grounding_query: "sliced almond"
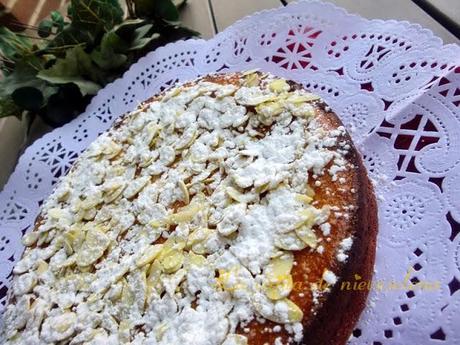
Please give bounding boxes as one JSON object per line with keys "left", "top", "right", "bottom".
{"left": 128, "top": 268, "right": 147, "bottom": 311}
{"left": 118, "top": 320, "right": 132, "bottom": 343}
{"left": 81, "top": 208, "right": 97, "bottom": 221}
{"left": 175, "top": 127, "right": 198, "bottom": 150}
{"left": 244, "top": 73, "right": 260, "bottom": 87}
{"left": 157, "top": 237, "right": 185, "bottom": 261}
{"left": 102, "top": 139, "right": 122, "bottom": 159}
{"left": 295, "top": 226, "right": 317, "bottom": 248}
{"left": 145, "top": 122, "right": 160, "bottom": 148}
{"left": 286, "top": 102, "right": 316, "bottom": 118}
{"left": 263, "top": 253, "right": 295, "bottom": 301}
{"left": 76, "top": 227, "right": 110, "bottom": 267}
{"left": 223, "top": 334, "right": 248, "bottom": 345}
{"left": 136, "top": 244, "right": 163, "bottom": 268}
{"left": 255, "top": 182, "right": 270, "bottom": 194}
{"left": 254, "top": 296, "right": 303, "bottom": 324}
{"left": 146, "top": 260, "right": 164, "bottom": 299}
{"left": 215, "top": 84, "right": 237, "bottom": 98}
{"left": 265, "top": 252, "right": 294, "bottom": 280}
{"left": 119, "top": 279, "right": 135, "bottom": 318}
{"left": 160, "top": 250, "right": 184, "bottom": 274}
{"left": 231, "top": 174, "right": 253, "bottom": 189}
{"left": 268, "top": 79, "right": 290, "bottom": 93}
{"left": 234, "top": 87, "right": 276, "bottom": 106}
{"left": 123, "top": 176, "right": 150, "bottom": 199}
{"left": 162, "top": 87, "right": 181, "bottom": 101}
{"left": 57, "top": 255, "right": 76, "bottom": 269}
{"left": 295, "top": 208, "right": 317, "bottom": 229}
{"left": 295, "top": 193, "right": 313, "bottom": 204}
{"left": 285, "top": 299, "right": 304, "bottom": 322}
{"left": 103, "top": 182, "right": 126, "bottom": 204}
{"left": 226, "top": 186, "right": 255, "bottom": 204}
{"left": 155, "top": 321, "right": 169, "bottom": 342}
{"left": 255, "top": 101, "right": 284, "bottom": 119}
{"left": 106, "top": 281, "right": 123, "bottom": 302}
{"left": 287, "top": 93, "right": 320, "bottom": 104}
{"left": 166, "top": 202, "right": 203, "bottom": 224}
{"left": 139, "top": 155, "right": 156, "bottom": 168}
{"left": 36, "top": 232, "right": 49, "bottom": 247}
{"left": 41, "top": 312, "right": 77, "bottom": 342}
{"left": 48, "top": 208, "right": 65, "bottom": 219}
{"left": 218, "top": 267, "right": 241, "bottom": 293}
{"left": 36, "top": 260, "right": 49, "bottom": 275}
{"left": 159, "top": 146, "right": 176, "bottom": 166}
{"left": 178, "top": 180, "right": 190, "bottom": 204}
{"left": 80, "top": 193, "right": 102, "bottom": 210}
{"left": 13, "top": 272, "right": 37, "bottom": 296}
{"left": 217, "top": 219, "right": 238, "bottom": 237}
{"left": 186, "top": 252, "right": 207, "bottom": 267}
{"left": 186, "top": 227, "right": 212, "bottom": 249}
{"left": 64, "top": 226, "right": 85, "bottom": 252}
{"left": 56, "top": 188, "right": 70, "bottom": 202}
{"left": 275, "top": 232, "right": 307, "bottom": 251}
{"left": 22, "top": 232, "right": 39, "bottom": 247}
{"left": 305, "top": 185, "right": 315, "bottom": 197}
{"left": 264, "top": 274, "right": 293, "bottom": 300}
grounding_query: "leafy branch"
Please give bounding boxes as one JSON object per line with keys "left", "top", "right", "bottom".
{"left": 0, "top": 0, "right": 199, "bottom": 127}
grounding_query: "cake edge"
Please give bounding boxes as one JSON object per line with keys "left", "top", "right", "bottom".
{"left": 3, "top": 72, "right": 378, "bottom": 345}
{"left": 301, "top": 106, "right": 378, "bottom": 345}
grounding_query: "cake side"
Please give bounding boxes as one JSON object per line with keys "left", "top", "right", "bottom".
{"left": 301, "top": 108, "right": 377, "bottom": 345}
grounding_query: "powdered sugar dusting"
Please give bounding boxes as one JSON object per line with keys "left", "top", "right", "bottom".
{"left": 1, "top": 72, "right": 352, "bottom": 345}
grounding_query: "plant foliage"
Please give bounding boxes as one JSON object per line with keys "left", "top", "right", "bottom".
{"left": 0, "top": 0, "right": 198, "bottom": 127}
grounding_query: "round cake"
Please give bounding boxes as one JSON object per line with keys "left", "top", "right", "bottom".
{"left": 1, "top": 71, "right": 377, "bottom": 345}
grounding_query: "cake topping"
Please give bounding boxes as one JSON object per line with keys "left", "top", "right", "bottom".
{"left": 2, "top": 72, "right": 352, "bottom": 345}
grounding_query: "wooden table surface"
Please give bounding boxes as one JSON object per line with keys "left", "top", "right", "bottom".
{"left": 183, "top": 0, "right": 459, "bottom": 43}
{"left": 0, "top": 0, "right": 459, "bottom": 188}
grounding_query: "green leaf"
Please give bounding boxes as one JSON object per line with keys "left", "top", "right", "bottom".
{"left": 51, "top": 10, "right": 64, "bottom": 24}
{"left": 0, "top": 56, "right": 58, "bottom": 118}
{"left": 12, "top": 87, "right": 44, "bottom": 111}
{"left": 129, "top": 33, "right": 160, "bottom": 51}
{"left": 39, "top": 83, "right": 86, "bottom": 127}
{"left": 172, "top": 0, "right": 187, "bottom": 9}
{"left": 134, "top": 23, "right": 153, "bottom": 39}
{"left": 48, "top": 0, "right": 124, "bottom": 51}
{"left": 134, "top": 0, "right": 179, "bottom": 21}
{"left": 91, "top": 49, "right": 127, "bottom": 69}
{"left": 113, "top": 18, "right": 147, "bottom": 35}
{"left": 0, "top": 0, "right": 201, "bottom": 125}
{"left": 0, "top": 57, "right": 45, "bottom": 95}
{"left": 129, "top": 36, "right": 159, "bottom": 50}
{"left": 132, "top": 0, "right": 153, "bottom": 18}
{"left": 47, "top": 26, "right": 94, "bottom": 52}
{"left": 68, "top": 0, "right": 124, "bottom": 32}
{"left": 0, "top": 27, "right": 33, "bottom": 62}
{"left": 100, "top": 30, "right": 127, "bottom": 53}
{"left": 38, "top": 20, "right": 53, "bottom": 38}
{"left": 160, "top": 24, "right": 200, "bottom": 41}
{"left": 38, "top": 46, "right": 102, "bottom": 95}
{"left": 50, "top": 10, "right": 66, "bottom": 32}
{"left": 154, "top": 0, "right": 180, "bottom": 21}
{"left": 112, "top": 22, "right": 160, "bottom": 51}
{"left": 91, "top": 31, "right": 127, "bottom": 69}
{"left": 113, "top": 18, "right": 150, "bottom": 44}
{"left": 0, "top": 97, "right": 23, "bottom": 120}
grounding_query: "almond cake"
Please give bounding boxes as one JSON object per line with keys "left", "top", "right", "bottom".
{"left": 1, "top": 71, "right": 377, "bottom": 345}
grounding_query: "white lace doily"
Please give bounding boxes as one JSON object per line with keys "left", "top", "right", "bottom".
{"left": 1, "top": 0, "right": 459, "bottom": 343}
